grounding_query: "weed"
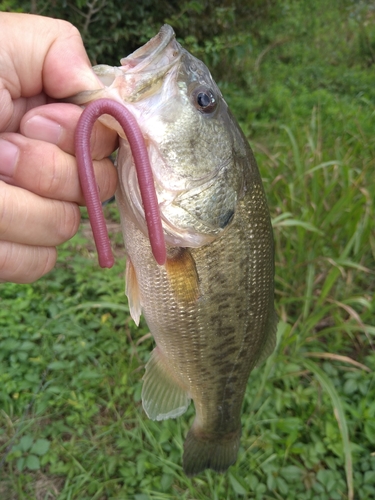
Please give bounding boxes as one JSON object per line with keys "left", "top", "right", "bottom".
{"left": 1, "top": 0, "right": 375, "bottom": 498}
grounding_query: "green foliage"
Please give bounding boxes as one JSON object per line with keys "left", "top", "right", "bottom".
{"left": 1, "top": 0, "right": 375, "bottom": 499}
{"left": 0, "top": 0, "right": 23, "bottom": 11}
{"left": 5, "top": 0, "right": 279, "bottom": 68}
{"left": 8, "top": 436, "right": 51, "bottom": 472}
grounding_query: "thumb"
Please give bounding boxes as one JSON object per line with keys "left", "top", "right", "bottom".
{"left": 0, "top": 13, "right": 101, "bottom": 100}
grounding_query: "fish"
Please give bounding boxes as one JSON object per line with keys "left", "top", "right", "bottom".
{"left": 73, "top": 25, "right": 278, "bottom": 476}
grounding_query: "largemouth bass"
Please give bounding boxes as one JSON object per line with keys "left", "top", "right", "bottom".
{"left": 74, "top": 25, "right": 277, "bottom": 476}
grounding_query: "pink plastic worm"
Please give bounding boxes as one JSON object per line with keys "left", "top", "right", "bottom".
{"left": 75, "top": 98, "right": 166, "bottom": 268}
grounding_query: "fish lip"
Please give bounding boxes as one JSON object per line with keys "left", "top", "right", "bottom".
{"left": 116, "top": 25, "right": 183, "bottom": 104}
{"left": 120, "top": 25, "right": 179, "bottom": 73}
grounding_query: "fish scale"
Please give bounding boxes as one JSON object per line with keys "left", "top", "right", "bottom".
{"left": 72, "top": 24, "right": 277, "bottom": 476}
{"left": 117, "top": 152, "right": 276, "bottom": 475}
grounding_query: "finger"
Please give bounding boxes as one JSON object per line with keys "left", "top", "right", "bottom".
{"left": 0, "top": 241, "right": 56, "bottom": 284}
{"left": 0, "top": 14, "right": 101, "bottom": 99}
{"left": 0, "top": 91, "right": 47, "bottom": 132}
{"left": 0, "top": 134, "right": 117, "bottom": 204}
{"left": 20, "top": 102, "right": 118, "bottom": 158}
{"left": 0, "top": 181, "right": 81, "bottom": 246}
{"left": 0, "top": 14, "right": 102, "bottom": 132}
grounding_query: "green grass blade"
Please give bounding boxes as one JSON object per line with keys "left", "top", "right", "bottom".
{"left": 273, "top": 218, "right": 323, "bottom": 234}
{"left": 303, "top": 358, "right": 354, "bottom": 500}
{"left": 280, "top": 125, "right": 303, "bottom": 176}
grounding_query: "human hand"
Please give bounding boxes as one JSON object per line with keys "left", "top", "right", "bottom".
{"left": 0, "top": 13, "right": 118, "bottom": 283}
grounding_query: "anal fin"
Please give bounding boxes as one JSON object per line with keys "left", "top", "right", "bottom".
{"left": 142, "top": 348, "right": 190, "bottom": 421}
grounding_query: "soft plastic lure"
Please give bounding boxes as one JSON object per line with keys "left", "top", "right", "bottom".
{"left": 74, "top": 98, "right": 166, "bottom": 267}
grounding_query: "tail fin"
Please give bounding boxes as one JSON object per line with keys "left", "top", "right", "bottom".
{"left": 183, "top": 425, "right": 241, "bottom": 477}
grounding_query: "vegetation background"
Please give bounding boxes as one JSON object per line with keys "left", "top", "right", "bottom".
{"left": 1, "top": 0, "right": 374, "bottom": 499}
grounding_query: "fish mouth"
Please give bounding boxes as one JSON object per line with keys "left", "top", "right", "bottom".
{"left": 120, "top": 25, "right": 178, "bottom": 72}
{"left": 120, "top": 24, "right": 182, "bottom": 86}
{"left": 118, "top": 25, "right": 182, "bottom": 103}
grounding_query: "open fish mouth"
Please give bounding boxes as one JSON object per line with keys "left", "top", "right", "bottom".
{"left": 85, "top": 25, "right": 182, "bottom": 104}
{"left": 120, "top": 25, "right": 179, "bottom": 72}
{"left": 114, "top": 25, "right": 183, "bottom": 103}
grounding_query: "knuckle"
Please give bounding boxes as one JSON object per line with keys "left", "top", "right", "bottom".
{"left": 0, "top": 242, "right": 56, "bottom": 284}
{"left": 0, "top": 181, "right": 14, "bottom": 237}
{"left": 36, "top": 149, "right": 66, "bottom": 197}
{"left": 56, "top": 201, "right": 81, "bottom": 242}
{"left": 94, "top": 158, "right": 117, "bottom": 202}
{"left": 91, "top": 123, "right": 118, "bottom": 159}
{"left": 54, "top": 19, "right": 81, "bottom": 39}
{"left": 38, "top": 247, "right": 57, "bottom": 280}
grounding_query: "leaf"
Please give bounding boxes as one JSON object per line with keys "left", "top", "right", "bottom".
{"left": 160, "top": 473, "right": 173, "bottom": 490}
{"left": 364, "top": 421, "right": 375, "bottom": 445}
{"left": 229, "top": 471, "right": 248, "bottom": 495}
{"left": 0, "top": 339, "right": 20, "bottom": 351}
{"left": 317, "top": 469, "right": 336, "bottom": 492}
{"left": 18, "top": 341, "right": 36, "bottom": 351}
{"left": 276, "top": 476, "right": 289, "bottom": 495}
{"left": 16, "top": 457, "right": 25, "bottom": 472}
{"left": 280, "top": 465, "right": 303, "bottom": 481}
{"left": 343, "top": 378, "right": 358, "bottom": 395}
{"left": 364, "top": 470, "right": 375, "bottom": 483}
{"left": 26, "top": 454, "right": 40, "bottom": 470}
{"left": 48, "top": 361, "right": 71, "bottom": 370}
{"left": 19, "top": 435, "right": 33, "bottom": 452}
{"left": 30, "top": 438, "right": 50, "bottom": 456}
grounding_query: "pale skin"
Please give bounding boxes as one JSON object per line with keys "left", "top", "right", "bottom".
{"left": 0, "top": 13, "right": 118, "bottom": 283}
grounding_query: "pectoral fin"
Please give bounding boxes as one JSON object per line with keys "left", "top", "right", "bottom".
{"left": 165, "top": 248, "right": 200, "bottom": 304}
{"left": 125, "top": 258, "right": 142, "bottom": 326}
{"left": 142, "top": 347, "right": 190, "bottom": 421}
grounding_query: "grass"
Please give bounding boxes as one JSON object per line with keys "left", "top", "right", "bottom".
{"left": 1, "top": 0, "right": 375, "bottom": 498}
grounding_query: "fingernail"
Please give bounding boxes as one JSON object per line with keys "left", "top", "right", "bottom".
{"left": 0, "top": 139, "right": 19, "bottom": 177}
{"left": 23, "top": 116, "right": 62, "bottom": 144}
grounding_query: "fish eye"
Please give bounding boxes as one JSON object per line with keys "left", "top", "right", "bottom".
{"left": 192, "top": 86, "right": 217, "bottom": 113}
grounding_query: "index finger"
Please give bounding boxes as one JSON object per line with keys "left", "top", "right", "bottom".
{"left": 21, "top": 103, "right": 118, "bottom": 159}
{"left": 0, "top": 13, "right": 100, "bottom": 99}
